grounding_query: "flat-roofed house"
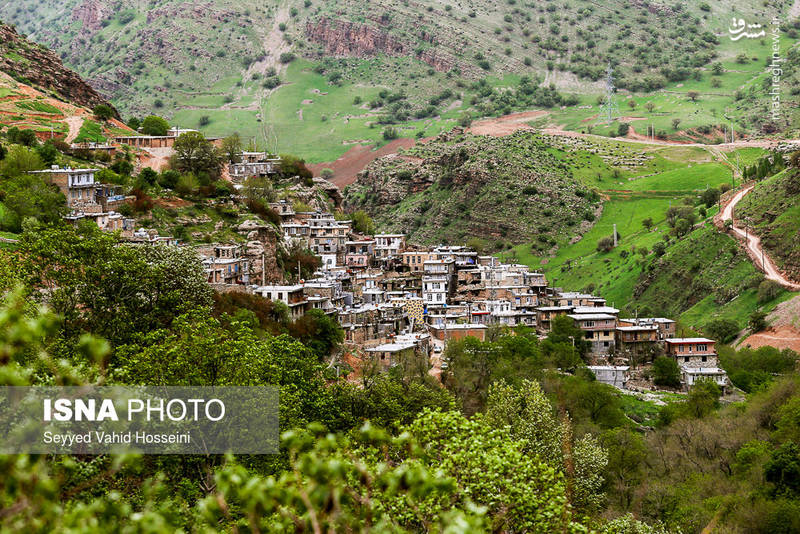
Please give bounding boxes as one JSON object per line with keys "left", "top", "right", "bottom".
{"left": 588, "top": 366, "right": 630, "bottom": 389}
{"left": 665, "top": 338, "right": 718, "bottom": 368}
{"left": 568, "top": 313, "right": 617, "bottom": 353}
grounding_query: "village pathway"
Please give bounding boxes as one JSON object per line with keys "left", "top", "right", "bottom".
{"left": 64, "top": 116, "right": 84, "bottom": 144}
{"left": 720, "top": 185, "right": 800, "bottom": 290}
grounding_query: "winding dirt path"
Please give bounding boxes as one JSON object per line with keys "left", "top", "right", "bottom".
{"left": 720, "top": 186, "right": 800, "bottom": 290}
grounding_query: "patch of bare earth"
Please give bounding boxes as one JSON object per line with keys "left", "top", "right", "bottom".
{"left": 741, "top": 294, "right": 800, "bottom": 351}
{"left": 468, "top": 110, "right": 549, "bottom": 136}
{"left": 309, "top": 138, "right": 417, "bottom": 188}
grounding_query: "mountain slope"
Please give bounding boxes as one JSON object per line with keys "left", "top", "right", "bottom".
{"left": 343, "top": 129, "right": 601, "bottom": 246}
{"left": 0, "top": 22, "right": 118, "bottom": 117}
{"left": 2, "top": 0, "right": 794, "bottom": 153}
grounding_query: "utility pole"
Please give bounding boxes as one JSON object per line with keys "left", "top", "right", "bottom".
{"left": 613, "top": 223, "right": 618, "bottom": 247}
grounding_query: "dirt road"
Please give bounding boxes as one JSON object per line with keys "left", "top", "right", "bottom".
{"left": 720, "top": 186, "right": 800, "bottom": 290}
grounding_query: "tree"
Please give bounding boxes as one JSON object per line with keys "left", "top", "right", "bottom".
{"left": 0, "top": 145, "right": 44, "bottom": 177}
{"left": 34, "top": 141, "right": 58, "bottom": 165}
{"left": 600, "top": 428, "right": 648, "bottom": 509}
{"left": 652, "top": 356, "right": 681, "bottom": 388}
{"left": 126, "top": 117, "right": 141, "bottom": 130}
{"left": 383, "top": 126, "right": 398, "bottom": 140}
{"left": 765, "top": 442, "right": 800, "bottom": 497}
{"left": 158, "top": 169, "right": 180, "bottom": 189}
{"left": 288, "top": 309, "right": 344, "bottom": 359}
{"left": 18, "top": 223, "right": 212, "bottom": 346}
{"left": 170, "top": 131, "right": 222, "bottom": 178}
{"left": 140, "top": 115, "right": 169, "bottom": 136}
{"left": 652, "top": 241, "right": 666, "bottom": 256}
{"left": 618, "top": 123, "right": 630, "bottom": 137}
{"left": 704, "top": 318, "right": 739, "bottom": 344}
{"left": 645, "top": 101, "right": 655, "bottom": 112}
{"left": 242, "top": 175, "right": 276, "bottom": 204}
{"left": 486, "top": 380, "right": 608, "bottom": 512}
{"left": 0, "top": 143, "right": 5, "bottom": 161}
{"left": 642, "top": 217, "right": 653, "bottom": 231}
{"left": 546, "top": 314, "right": 590, "bottom": 361}
{"left": 700, "top": 187, "right": 720, "bottom": 208}
{"left": 349, "top": 210, "right": 375, "bottom": 235}
{"left": 749, "top": 310, "right": 768, "bottom": 333}
{"left": 320, "top": 167, "right": 334, "bottom": 180}
{"left": 627, "top": 99, "right": 636, "bottom": 109}
{"left": 712, "top": 62, "right": 724, "bottom": 75}
{"left": 757, "top": 280, "right": 783, "bottom": 303}
{"left": 136, "top": 167, "right": 158, "bottom": 187}
{"left": 672, "top": 118, "right": 681, "bottom": 130}
{"left": 93, "top": 104, "right": 115, "bottom": 121}
{"left": 221, "top": 133, "right": 242, "bottom": 163}
{"left": 0, "top": 174, "right": 67, "bottom": 232}
{"left": 684, "top": 378, "right": 721, "bottom": 418}
{"left": 672, "top": 218, "right": 691, "bottom": 237}
{"left": 687, "top": 91, "right": 699, "bottom": 102}
{"left": 5, "top": 126, "right": 38, "bottom": 147}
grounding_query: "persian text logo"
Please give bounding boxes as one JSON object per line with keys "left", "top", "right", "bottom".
{"left": 728, "top": 17, "right": 766, "bottom": 40}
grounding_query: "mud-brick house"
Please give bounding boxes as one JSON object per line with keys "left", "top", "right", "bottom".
{"left": 365, "top": 341, "right": 416, "bottom": 369}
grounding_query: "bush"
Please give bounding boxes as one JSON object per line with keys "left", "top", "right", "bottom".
{"left": 198, "top": 115, "right": 210, "bottom": 127}
{"left": 749, "top": 311, "right": 768, "bottom": 333}
{"left": 93, "top": 104, "right": 115, "bottom": 121}
{"left": 704, "top": 318, "right": 740, "bottom": 344}
{"left": 382, "top": 127, "right": 398, "bottom": 140}
{"left": 279, "top": 52, "right": 295, "bottom": 64}
{"left": 652, "top": 356, "right": 681, "bottom": 388}
{"left": 757, "top": 280, "right": 783, "bottom": 303}
{"left": 596, "top": 236, "right": 614, "bottom": 253}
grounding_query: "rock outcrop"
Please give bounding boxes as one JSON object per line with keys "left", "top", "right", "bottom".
{"left": 0, "top": 22, "right": 119, "bottom": 117}
{"left": 305, "top": 17, "right": 457, "bottom": 72}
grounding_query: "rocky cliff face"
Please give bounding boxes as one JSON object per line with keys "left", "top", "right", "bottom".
{"left": 305, "top": 17, "right": 457, "bottom": 72}
{"left": 0, "top": 22, "right": 119, "bottom": 117}
{"left": 69, "top": 0, "right": 111, "bottom": 33}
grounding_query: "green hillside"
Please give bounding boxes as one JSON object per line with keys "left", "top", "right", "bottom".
{"left": 497, "top": 138, "right": 799, "bottom": 330}
{"left": 2, "top": 0, "right": 798, "bottom": 161}
{"left": 343, "top": 130, "right": 601, "bottom": 245}
{"left": 736, "top": 165, "right": 800, "bottom": 280}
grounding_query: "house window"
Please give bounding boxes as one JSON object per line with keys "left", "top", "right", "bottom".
{"left": 697, "top": 344, "right": 707, "bottom": 352}
{"left": 684, "top": 356, "right": 690, "bottom": 362}
{"left": 603, "top": 341, "right": 609, "bottom": 347}
{"left": 701, "top": 356, "right": 707, "bottom": 362}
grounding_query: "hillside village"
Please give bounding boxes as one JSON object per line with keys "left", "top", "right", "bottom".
{"left": 27, "top": 148, "right": 734, "bottom": 395}
{"left": 3, "top": 4, "right": 800, "bottom": 532}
